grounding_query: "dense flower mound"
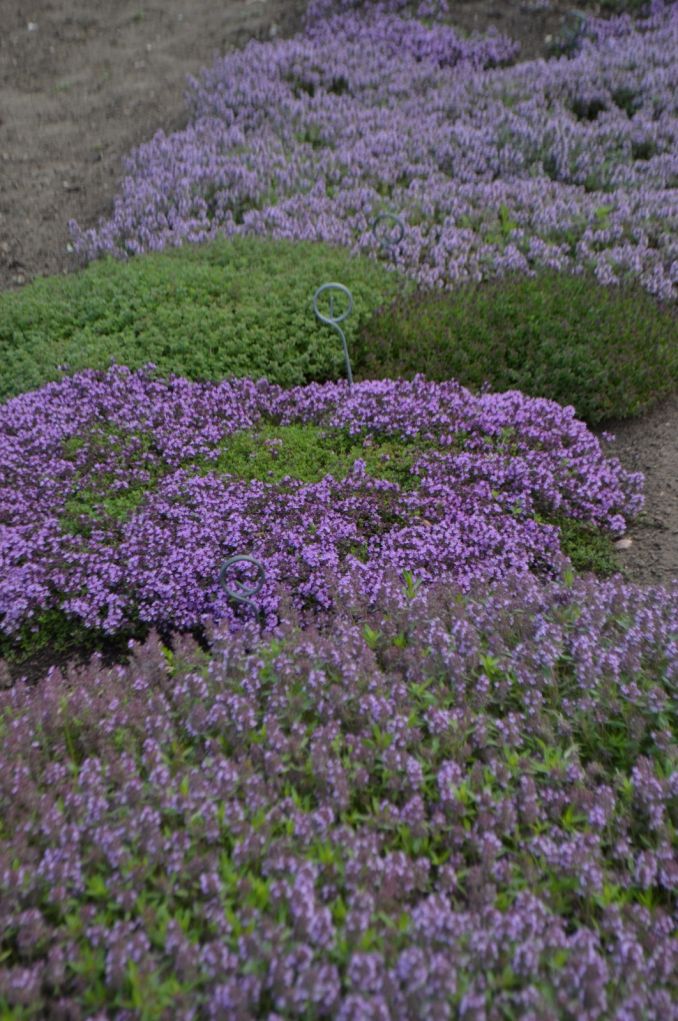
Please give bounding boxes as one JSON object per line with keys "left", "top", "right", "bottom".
{"left": 0, "top": 236, "right": 407, "bottom": 403}
{"left": 0, "top": 573, "right": 676, "bottom": 1018}
{"left": 354, "top": 268, "right": 678, "bottom": 426}
{"left": 70, "top": 1, "right": 678, "bottom": 299}
{"left": 0, "top": 367, "right": 643, "bottom": 649}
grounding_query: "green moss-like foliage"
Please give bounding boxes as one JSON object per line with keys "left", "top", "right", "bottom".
{"left": 210, "top": 423, "right": 428, "bottom": 488}
{"left": 0, "top": 237, "right": 407, "bottom": 401}
{"left": 354, "top": 270, "right": 678, "bottom": 425}
{"left": 538, "top": 515, "right": 620, "bottom": 577}
{"left": 4, "top": 608, "right": 137, "bottom": 672}
{"left": 59, "top": 422, "right": 435, "bottom": 540}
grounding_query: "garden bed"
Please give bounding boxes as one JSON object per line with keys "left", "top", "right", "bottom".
{"left": 0, "top": 1, "right": 676, "bottom": 1017}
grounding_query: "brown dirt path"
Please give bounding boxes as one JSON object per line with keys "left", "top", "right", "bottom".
{"left": 598, "top": 393, "right": 677, "bottom": 588}
{"left": 0, "top": 0, "right": 307, "bottom": 291}
{"left": 0, "top": 0, "right": 676, "bottom": 588}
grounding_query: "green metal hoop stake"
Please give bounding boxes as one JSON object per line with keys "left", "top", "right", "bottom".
{"left": 218, "top": 554, "right": 266, "bottom": 622}
{"left": 552, "top": 9, "right": 588, "bottom": 54}
{"left": 371, "top": 212, "right": 405, "bottom": 261}
{"left": 313, "top": 282, "right": 354, "bottom": 387}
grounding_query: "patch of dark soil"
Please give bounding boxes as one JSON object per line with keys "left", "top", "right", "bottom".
{"left": 595, "top": 393, "right": 678, "bottom": 588}
{"left": 1, "top": 622, "right": 216, "bottom": 688}
{"left": 1, "top": 634, "right": 132, "bottom": 689}
{"left": 445, "top": 0, "right": 597, "bottom": 60}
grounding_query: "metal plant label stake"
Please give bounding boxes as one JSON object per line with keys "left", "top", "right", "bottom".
{"left": 371, "top": 212, "right": 405, "bottom": 261}
{"left": 218, "top": 554, "right": 266, "bottom": 621}
{"left": 313, "top": 282, "right": 354, "bottom": 386}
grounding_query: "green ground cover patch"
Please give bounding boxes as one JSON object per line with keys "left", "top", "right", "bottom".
{"left": 209, "top": 423, "right": 428, "bottom": 488}
{"left": 60, "top": 423, "right": 164, "bottom": 535}
{"left": 354, "top": 269, "right": 678, "bottom": 425}
{"left": 0, "top": 236, "right": 407, "bottom": 401}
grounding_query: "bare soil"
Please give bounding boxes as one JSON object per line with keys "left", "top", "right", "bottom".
{"left": 0, "top": 0, "right": 676, "bottom": 590}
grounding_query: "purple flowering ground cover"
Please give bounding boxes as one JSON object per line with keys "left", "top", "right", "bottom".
{"left": 0, "top": 366, "right": 643, "bottom": 655}
{"left": 70, "top": 0, "right": 678, "bottom": 300}
{"left": 0, "top": 572, "right": 676, "bottom": 1018}
{"left": 2, "top": 1, "right": 677, "bottom": 1016}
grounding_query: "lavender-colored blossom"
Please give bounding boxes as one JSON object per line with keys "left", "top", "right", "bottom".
{"left": 0, "top": 367, "right": 642, "bottom": 642}
{"left": 0, "top": 573, "right": 675, "bottom": 1016}
{"left": 70, "top": 1, "right": 678, "bottom": 300}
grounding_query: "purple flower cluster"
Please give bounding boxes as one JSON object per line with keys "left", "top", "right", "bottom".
{"left": 70, "top": 1, "right": 678, "bottom": 299}
{"left": 0, "top": 572, "right": 675, "bottom": 1017}
{"left": 0, "top": 367, "right": 642, "bottom": 640}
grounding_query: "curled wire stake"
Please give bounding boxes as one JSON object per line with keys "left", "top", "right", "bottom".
{"left": 218, "top": 555, "right": 266, "bottom": 620}
{"left": 313, "top": 282, "right": 354, "bottom": 387}
{"left": 371, "top": 212, "right": 405, "bottom": 260}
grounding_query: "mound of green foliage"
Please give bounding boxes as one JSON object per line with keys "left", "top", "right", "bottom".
{"left": 0, "top": 236, "right": 407, "bottom": 401}
{"left": 354, "top": 270, "right": 678, "bottom": 425}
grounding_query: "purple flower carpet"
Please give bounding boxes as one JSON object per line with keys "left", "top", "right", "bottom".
{"left": 1, "top": 0, "right": 676, "bottom": 1017}
{"left": 70, "top": 0, "right": 678, "bottom": 301}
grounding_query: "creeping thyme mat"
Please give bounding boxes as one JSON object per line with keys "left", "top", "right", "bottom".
{"left": 1, "top": 0, "right": 677, "bottom": 1015}
{"left": 0, "top": 574, "right": 676, "bottom": 1018}
{"left": 70, "top": 0, "right": 678, "bottom": 300}
{"left": 0, "top": 367, "right": 643, "bottom": 658}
